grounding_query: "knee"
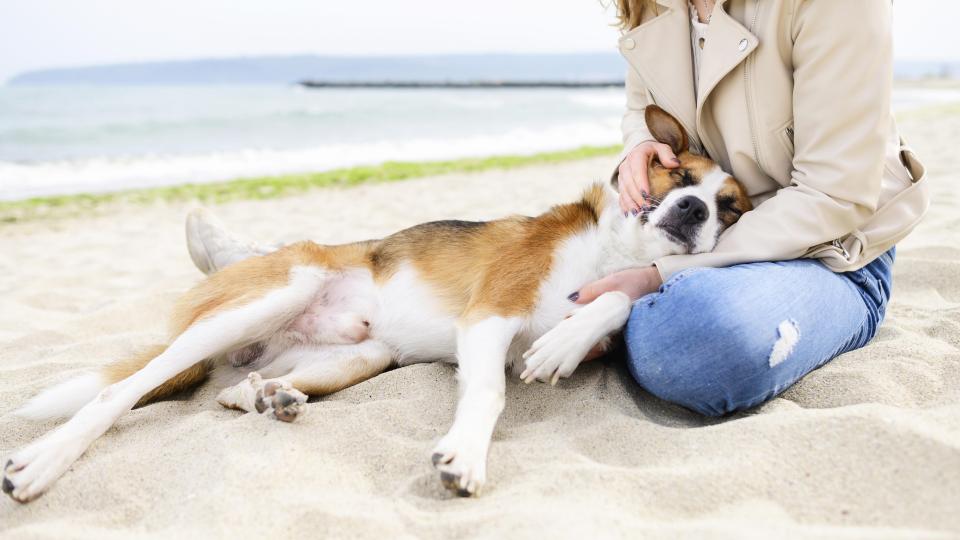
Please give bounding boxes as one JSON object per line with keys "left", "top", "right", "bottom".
{"left": 624, "top": 272, "right": 780, "bottom": 416}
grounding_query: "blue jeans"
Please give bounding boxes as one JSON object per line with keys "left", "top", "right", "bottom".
{"left": 624, "top": 248, "right": 895, "bottom": 417}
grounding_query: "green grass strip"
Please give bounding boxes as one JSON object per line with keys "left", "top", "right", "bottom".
{"left": 0, "top": 144, "right": 619, "bottom": 223}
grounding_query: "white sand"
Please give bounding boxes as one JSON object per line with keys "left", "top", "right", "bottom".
{"left": 1, "top": 114, "right": 959, "bottom": 539}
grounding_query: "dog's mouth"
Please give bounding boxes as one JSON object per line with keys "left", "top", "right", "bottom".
{"left": 657, "top": 224, "right": 695, "bottom": 253}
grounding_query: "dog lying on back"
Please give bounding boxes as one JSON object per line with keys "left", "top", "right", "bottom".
{"left": 4, "top": 106, "right": 752, "bottom": 501}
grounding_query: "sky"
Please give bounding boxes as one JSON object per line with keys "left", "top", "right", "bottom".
{"left": 0, "top": 0, "right": 955, "bottom": 83}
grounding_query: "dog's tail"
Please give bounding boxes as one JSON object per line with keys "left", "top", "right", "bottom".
{"left": 14, "top": 344, "right": 212, "bottom": 420}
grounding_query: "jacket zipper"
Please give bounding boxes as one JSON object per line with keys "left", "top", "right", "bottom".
{"left": 833, "top": 238, "right": 851, "bottom": 260}
{"left": 743, "top": 1, "right": 763, "bottom": 171}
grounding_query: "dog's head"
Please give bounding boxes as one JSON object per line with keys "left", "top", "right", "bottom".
{"left": 634, "top": 105, "right": 752, "bottom": 255}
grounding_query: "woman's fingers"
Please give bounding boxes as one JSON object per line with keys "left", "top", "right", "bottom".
{"left": 653, "top": 143, "right": 681, "bottom": 169}
{"left": 618, "top": 161, "right": 640, "bottom": 214}
{"left": 570, "top": 267, "right": 663, "bottom": 305}
{"left": 617, "top": 162, "right": 632, "bottom": 214}
{"left": 626, "top": 152, "right": 652, "bottom": 208}
{"left": 572, "top": 274, "right": 619, "bottom": 304}
{"left": 618, "top": 141, "right": 681, "bottom": 214}
{"left": 619, "top": 163, "right": 645, "bottom": 215}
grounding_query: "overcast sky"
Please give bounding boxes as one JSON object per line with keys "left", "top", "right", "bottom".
{"left": 0, "top": 0, "right": 954, "bottom": 83}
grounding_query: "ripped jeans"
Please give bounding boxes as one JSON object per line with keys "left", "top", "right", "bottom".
{"left": 623, "top": 248, "right": 895, "bottom": 417}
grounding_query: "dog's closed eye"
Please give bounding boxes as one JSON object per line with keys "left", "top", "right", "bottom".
{"left": 669, "top": 169, "right": 695, "bottom": 187}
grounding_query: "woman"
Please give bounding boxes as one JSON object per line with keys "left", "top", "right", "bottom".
{"left": 187, "top": 0, "right": 928, "bottom": 417}
{"left": 574, "top": 0, "right": 928, "bottom": 415}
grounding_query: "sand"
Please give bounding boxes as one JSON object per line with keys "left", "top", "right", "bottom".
{"left": 1, "top": 112, "right": 959, "bottom": 539}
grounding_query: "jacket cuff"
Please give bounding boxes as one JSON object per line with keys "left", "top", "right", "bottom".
{"left": 651, "top": 257, "right": 674, "bottom": 283}
{"left": 653, "top": 253, "right": 714, "bottom": 282}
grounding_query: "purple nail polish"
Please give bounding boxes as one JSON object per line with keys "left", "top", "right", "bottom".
{"left": 567, "top": 292, "right": 580, "bottom": 302}
{"left": 631, "top": 208, "right": 639, "bottom": 216}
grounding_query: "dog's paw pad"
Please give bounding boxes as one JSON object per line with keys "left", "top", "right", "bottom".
{"left": 254, "top": 382, "right": 307, "bottom": 422}
{"left": 440, "top": 471, "right": 472, "bottom": 497}
{"left": 430, "top": 442, "right": 484, "bottom": 497}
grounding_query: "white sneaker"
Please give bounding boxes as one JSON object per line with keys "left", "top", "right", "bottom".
{"left": 185, "top": 208, "right": 272, "bottom": 275}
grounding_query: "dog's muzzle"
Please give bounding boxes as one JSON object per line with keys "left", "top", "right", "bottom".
{"left": 657, "top": 195, "right": 709, "bottom": 251}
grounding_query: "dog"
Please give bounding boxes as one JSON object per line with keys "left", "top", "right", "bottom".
{"left": 3, "top": 106, "right": 752, "bottom": 501}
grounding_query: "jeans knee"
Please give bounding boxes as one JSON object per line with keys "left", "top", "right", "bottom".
{"left": 625, "top": 276, "right": 779, "bottom": 417}
{"left": 626, "top": 341, "right": 747, "bottom": 417}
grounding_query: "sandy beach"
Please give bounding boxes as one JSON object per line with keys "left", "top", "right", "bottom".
{"left": 1, "top": 109, "right": 959, "bottom": 539}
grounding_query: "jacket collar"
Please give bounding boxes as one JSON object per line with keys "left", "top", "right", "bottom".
{"left": 696, "top": 1, "right": 759, "bottom": 116}
{"left": 619, "top": 0, "right": 758, "bottom": 154}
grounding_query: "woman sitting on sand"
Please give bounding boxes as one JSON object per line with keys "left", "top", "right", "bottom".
{"left": 186, "top": 0, "right": 928, "bottom": 416}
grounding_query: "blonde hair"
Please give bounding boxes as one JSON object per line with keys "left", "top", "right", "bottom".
{"left": 610, "top": 0, "right": 659, "bottom": 30}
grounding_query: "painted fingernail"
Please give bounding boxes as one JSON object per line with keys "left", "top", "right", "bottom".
{"left": 641, "top": 190, "right": 648, "bottom": 199}
{"left": 672, "top": 158, "right": 681, "bottom": 164}
{"left": 623, "top": 211, "right": 629, "bottom": 218}
{"left": 631, "top": 208, "right": 639, "bottom": 217}
{"left": 567, "top": 292, "right": 580, "bottom": 302}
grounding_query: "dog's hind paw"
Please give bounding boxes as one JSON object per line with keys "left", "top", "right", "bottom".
{"left": 3, "top": 427, "right": 89, "bottom": 503}
{"left": 254, "top": 380, "right": 307, "bottom": 422}
{"left": 217, "top": 372, "right": 307, "bottom": 422}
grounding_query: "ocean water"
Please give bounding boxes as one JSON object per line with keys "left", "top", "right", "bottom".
{"left": 0, "top": 85, "right": 625, "bottom": 200}
{"left": 1, "top": 85, "right": 958, "bottom": 201}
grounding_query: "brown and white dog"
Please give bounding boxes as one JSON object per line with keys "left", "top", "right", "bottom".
{"left": 3, "top": 106, "right": 751, "bottom": 501}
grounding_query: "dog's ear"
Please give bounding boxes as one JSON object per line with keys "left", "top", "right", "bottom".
{"left": 645, "top": 105, "right": 689, "bottom": 156}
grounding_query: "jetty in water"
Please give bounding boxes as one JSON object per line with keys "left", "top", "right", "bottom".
{"left": 297, "top": 80, "right": 626, "bottom": 89}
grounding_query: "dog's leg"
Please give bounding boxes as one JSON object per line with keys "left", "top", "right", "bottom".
{"left": 2, "top": 267, "right": 326, "bottom": 503}
{"left": 216, "top": 340, "right": 393, "bottom": 422}
{"left": 521, "top": 291, "right": 632, "bottom": 384}
{"left": 431, "top": 316, "right": 522, "bottom": 497}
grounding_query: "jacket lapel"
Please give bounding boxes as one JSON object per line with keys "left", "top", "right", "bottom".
{"left": 619, "top": 0, "right": 760, "bottom": 157}
{"left": 695, "top": 0, "right": 759, "bottom": 126}
{"left": 619, "top": 0, "right": 700, "bottom": 150}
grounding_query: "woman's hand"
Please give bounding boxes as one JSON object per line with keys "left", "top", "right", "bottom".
{"left": 618, "top": 140, "right": 681, "bottom": 215}
{"left": 570, "top": 266, "right": 663, "bottom": 305}
{"left": 563, "top": 266, "right": 664, "bottom": 363}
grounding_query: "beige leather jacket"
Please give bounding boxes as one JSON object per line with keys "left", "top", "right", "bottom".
{"left": 613, "top": 0, "right": 929, "bottom": 279}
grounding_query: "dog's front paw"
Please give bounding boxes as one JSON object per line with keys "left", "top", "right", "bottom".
{"left": 430, "top": 436, "right": 487, "bottom": 497}
{"left": 520, "top": 319, "right": 595, "bottom": 385}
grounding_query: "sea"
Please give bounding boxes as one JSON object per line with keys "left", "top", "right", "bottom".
{"left": 1, "top": 84, "right": 958, "bottom": 201}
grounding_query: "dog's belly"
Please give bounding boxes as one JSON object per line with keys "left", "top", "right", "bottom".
{"left": 370, "top": 264, "right": 459, "bottom": 365}
{"left": 272, "top": 226, "right": 608, "bottom": 369}
{"left": 370, "top": 230, "right": 607, "bottom": 368}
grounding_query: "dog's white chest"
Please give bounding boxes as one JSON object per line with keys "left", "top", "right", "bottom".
{"left": 521, "top": 228, "right": 606, "bottom": 345}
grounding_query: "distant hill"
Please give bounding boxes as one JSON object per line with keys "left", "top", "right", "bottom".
{"left": 6, "top": 53, "right": 628, "bottom": 86}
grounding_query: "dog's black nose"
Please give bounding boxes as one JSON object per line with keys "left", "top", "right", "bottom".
{"left": 676, "top": 196, "right": 708, "bottom": 225}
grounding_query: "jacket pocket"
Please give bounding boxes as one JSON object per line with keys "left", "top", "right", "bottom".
{"left": 765, "top": 118, "right": 795, "bottom": 183}
{"left": 779, "top": 123, "right": 795, "bottom": 155}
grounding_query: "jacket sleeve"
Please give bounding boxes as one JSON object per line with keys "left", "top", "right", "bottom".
{"left": 653, "top": 0, "right": 892, "bottom": 280}
{"left": 610, "top": 64, "right": 657, "bottom": 186}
